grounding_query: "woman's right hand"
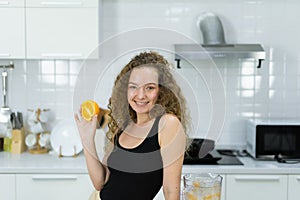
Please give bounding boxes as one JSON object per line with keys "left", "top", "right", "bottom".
{"left": 75, "top": 108, "right": 109, "bottom": 190}
{"left": 74, "top": 107, "right": 98, "bottom": 155}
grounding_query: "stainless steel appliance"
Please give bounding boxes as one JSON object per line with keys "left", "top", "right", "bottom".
{"left": 246, "top": 120, "right": 300, "bottom": 160}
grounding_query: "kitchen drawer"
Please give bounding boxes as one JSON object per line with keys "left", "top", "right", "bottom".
{"left": 288, "top": 175, "right": 300, "bottom": 200}
{"left": 0, "top": 174, "right": 15, "bottom": 200}
{"left": 26, "top": 0, "right": 97, "bottom": 8}
{"left": 16, "top": 174, "right": 94, "bottom": 200}
{"left": 0, "top": 0, "right": 24, "bottom": 7}
{"left": 226, "top": 174, "right": 287, "bottom": 200}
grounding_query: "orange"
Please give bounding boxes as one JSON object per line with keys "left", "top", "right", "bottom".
{"left": 186, "top": 192, "right": 197, "bottom": 200}
{"left": 193, "top": 181, "right": 201, "bottom": 188}
{"left": 81, "top": 100, "right": 100, "bottom": 121}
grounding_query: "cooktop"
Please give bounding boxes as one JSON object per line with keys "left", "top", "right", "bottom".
{"left": 183, "top": 149, "right": 243, "bottom": 165}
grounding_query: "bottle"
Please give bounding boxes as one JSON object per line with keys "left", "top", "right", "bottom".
{"left": 3, "top": 121, "right": 12, "bottom": 152}
{"left": 0, "top": 137, "right": 4, "bottom": 151}
{"left": 3, "top": 136, "right": 12, "bottom": 152}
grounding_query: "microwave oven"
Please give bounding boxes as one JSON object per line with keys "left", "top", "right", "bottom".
{"left": 246, "top": 120, "right": 300, "bottom": 160}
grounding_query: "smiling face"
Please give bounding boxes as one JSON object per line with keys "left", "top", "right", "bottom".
{"left": 127, "top": 66, "right": 160, "bottom": 119}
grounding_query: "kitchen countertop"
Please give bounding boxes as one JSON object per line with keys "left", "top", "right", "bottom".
{"left": 1, "top": 151, "right": 300, "bottom": 174}
{"left": 0, "top": 151, "right": 88, "bottom": 174}
{"left": 183, "top": 156, "right": 300, "bottom": 174}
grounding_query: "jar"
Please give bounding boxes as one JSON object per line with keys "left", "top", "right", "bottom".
{"left": 182, "top": 173, "right": 222, "bottom": 200}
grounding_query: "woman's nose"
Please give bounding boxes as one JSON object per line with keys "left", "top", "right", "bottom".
{"left": 136, "top": 87, "right": 145, "bottom": 98}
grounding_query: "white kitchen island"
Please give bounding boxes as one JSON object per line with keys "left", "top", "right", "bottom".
{"left": 1, "top": 152, "right": 300, "bottom": 200}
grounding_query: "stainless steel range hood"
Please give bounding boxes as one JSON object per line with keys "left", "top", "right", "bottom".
{"left": 174, "top": 43, "right": 266, "bottom": 68}
{"left": 174, "top": 12, "right": 266, "bottom": 68}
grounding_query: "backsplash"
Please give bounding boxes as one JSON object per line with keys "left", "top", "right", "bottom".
{"left": 1, "top": 0, "right": 300, "bottom": 147}
{"left": 2, "top": 60, "right": 82, "bottom": 125}
{"left": 101, "top": 0, "right": 300, "bottom": 147}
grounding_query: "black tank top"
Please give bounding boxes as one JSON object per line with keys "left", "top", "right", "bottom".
{"left": 100, "top": 116, "right": 163, "bottom": 200}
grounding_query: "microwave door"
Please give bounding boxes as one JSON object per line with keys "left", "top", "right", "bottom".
{"left": 257, "top": 125, "right": 300, "bottom": 159}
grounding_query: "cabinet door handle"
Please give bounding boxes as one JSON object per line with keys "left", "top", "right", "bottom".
{"left": 296, "top": 177, "right": 300, "bottom": 181}
{"left": 234, "top": 176, "right": 280, "bottom": 182}
{"left": 40, "top": 1, "right": 82, "bottom": 6}
{"left": 41, "top": 53, "right": 83, "bottom": 58}
{"left": 32, "top": 175, "right": 78, "bottom": 181}
{"left": 0, "top": 1, "right": 9, "bottom": 5}
{"left": 0, "top": 53, "right": 10, "bottom": 57}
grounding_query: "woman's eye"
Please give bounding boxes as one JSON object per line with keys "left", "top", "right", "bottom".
{"left": 146, "top": 86, "right": 155, "bottom": 90}
{"left": 128, "top": 85, "right": 137, "bottom": 89}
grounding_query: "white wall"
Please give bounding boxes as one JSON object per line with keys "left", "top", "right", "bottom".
{"left": 2, "top": 0, "right": 300, "bottom": 147}
{"left": 101, "top": 0, "right": 300, "bottom": 147}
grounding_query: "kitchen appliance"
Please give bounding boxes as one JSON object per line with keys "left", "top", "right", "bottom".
{"left": 246, "top": 120, "right": 300, "bottom": 160}
{"left": 0, "top": 62, "right": 13, "bottom": 124}
{"left": 184, "top": 139, "right": 243, "bottom": 165}
{"left": 174, "top": 12, "right": 266, "bottom": 69}
{"left": 197, "top": 12, "right": 226, "bottom": 45}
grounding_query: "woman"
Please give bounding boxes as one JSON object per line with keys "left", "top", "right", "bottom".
{"left": 75, "top": 51, "right": 189, "bottom": 200}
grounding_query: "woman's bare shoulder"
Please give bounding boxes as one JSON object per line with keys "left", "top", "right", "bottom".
{"left": 158, "top": 114, "right": 183, "bottom": 147}
{"left": 160, "top": 113, "right": 181, "bottom": 126}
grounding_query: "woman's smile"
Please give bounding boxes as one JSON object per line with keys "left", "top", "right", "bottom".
{"left": 134, "top": 101, "right": 149, "bottom": 106}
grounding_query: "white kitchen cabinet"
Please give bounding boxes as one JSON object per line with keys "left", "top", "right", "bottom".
{"left": 226, "top": 174, "right": 287, "bottom": 200}
{"left": 0, "top": 1, "right": 25, "bottom": 59}
{"left": 0, "top": 174, "right": 16, "bottom": 200}
{"left": 16, "top": 174, "right": 94, "bottom": 200}
{"left": 288, "top": 175, "right": 300, "bottom": 200}
{"left": 26, "top": 0, "right": 99, "bottom": 59}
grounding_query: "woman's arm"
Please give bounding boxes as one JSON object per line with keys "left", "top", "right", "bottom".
{"left": 159, "top": 114, "right": 186, "bottom": 200}
{"left": 74, "top": 113, "right": 110, "bottom": 191}
{"left": 83, "top": 144, "right": 109, "bottom": 191}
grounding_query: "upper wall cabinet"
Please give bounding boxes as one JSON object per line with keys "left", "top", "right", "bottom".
{"left": 26, "top": 0, "right": 99, "bottom": 59}
{"left": 0, "top": 0, "right": 99, "bottom": 60}
{"left": 0, "top": 0, "right": 26, "bottom": 59}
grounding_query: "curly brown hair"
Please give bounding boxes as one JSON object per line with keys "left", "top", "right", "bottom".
{"left": 106, "top": 51, "right": 189, "bottom": 144}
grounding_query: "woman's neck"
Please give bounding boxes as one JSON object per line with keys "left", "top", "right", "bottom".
{"left": 124, "top": 115, "right": 155, "bottom": 138}
{"left": 136, "top": 113, "right": 152, "bottom": 125}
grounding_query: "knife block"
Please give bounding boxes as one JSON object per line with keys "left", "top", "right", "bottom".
{"left": 11, "top": 128, "right": 26, "bottom": 154}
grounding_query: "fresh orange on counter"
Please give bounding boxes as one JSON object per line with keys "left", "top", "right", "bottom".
{"left": 81, "top": 100, "right": 100, "bottom": 121}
